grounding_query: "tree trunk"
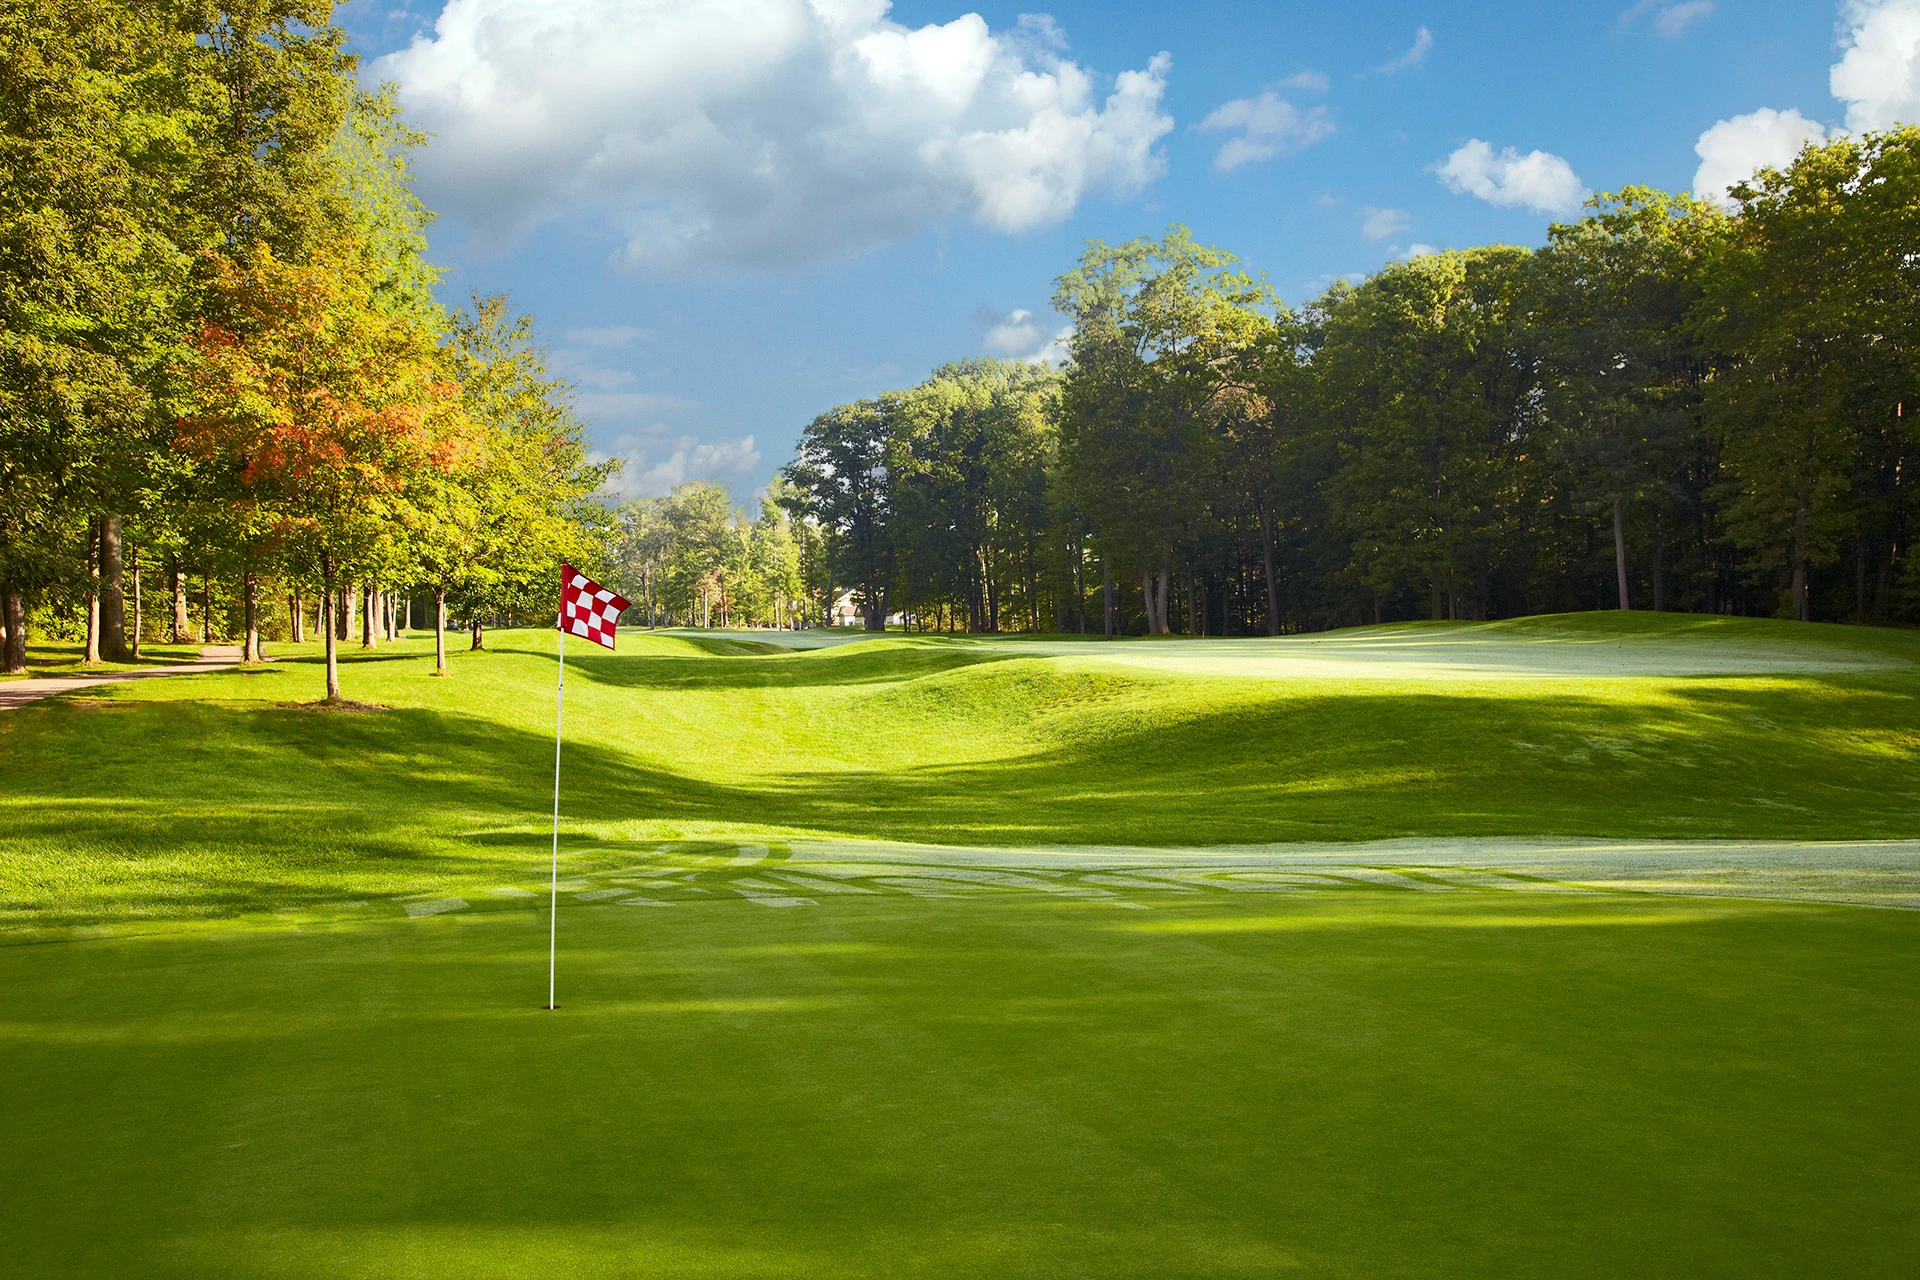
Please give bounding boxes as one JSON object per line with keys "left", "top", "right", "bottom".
{"left": 361, "top": 583, "right": 376, "bottom": 649}
{"left": 322, "top": 557, "right": 340, "bottom": 701}
{"left": 291, "top": 588, "right": 304, "bottom": 643}
{"left": 2, "top": 590, "right": 25, "bottom": 674}
{"left": 1855, "top": 540, "right": 1867, "bottom": 624}
{"left": 471, "top": 617, "right": 485, "bottom": 650}
{"left": 171, "top": 565, "right": 188, "bottom": 643}
{"left": 85, "top": 520, "right": 102, "bottom": 664}
{"left": 201, "top": 574, "right": 212, "bottom": 643}
{"left": 128, "top": 542, "right": 141, "bottom": 658}
{"left": 1102, "top": 559, "right": 1114, "bottom": 640}
{"left": 100, "top": 515, "right": 128, "bottom": 660}
{"left": 336, "top": 583, "right": 349, "bottom": 641}
{"left": 1650, "top": 509, "right": 1665, "bottom": 613}
{"left": 434, "top": 589, "right": 448, "bottom": 675}
{"left": 985, "top": 552, "right": 999, "bottom": 633}
{"left": 1070, "top": 537, "right": 1084, "bottom": 634}
{"left": 242, "top": 571, "right": 260, "bottom": 662}
{"left": 1155, "top": 567, "right": 1170, "bottom": 636}
{"left": 1874, "top": 540, "right": 1894, "bottom": 623}
{"left": 1791, "top": 484, "right": 1810, "bottom": 622}
{"left": 1613, "top": 495, "right": 1631, "bottom": 611}
{"left": 1259, "top": 511, "right": 1279, "bottom": 637}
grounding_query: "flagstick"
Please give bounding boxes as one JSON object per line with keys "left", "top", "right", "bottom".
{"left": 548, "top": 618, "right": 565, "bottom": 1010}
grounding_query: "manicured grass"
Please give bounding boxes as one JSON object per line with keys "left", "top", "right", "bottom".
{"left": 2, "top": 613, "right": 1916, "bottom": 930}
{"left": 2, "top": 613, "right": 1916, "bottom": 1276}
{"left": 2, "top": 889, "right": 1914, "bottom": 1278}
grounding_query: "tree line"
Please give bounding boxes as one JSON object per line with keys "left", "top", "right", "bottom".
{"left": 0, "top": 2, "right": 610, "bottom": 697}
{"left": 782, "top": 130, "right": 1920, "bottom": 635}
{"left": 605, "top": 479, "right": 813, "bottom": 631}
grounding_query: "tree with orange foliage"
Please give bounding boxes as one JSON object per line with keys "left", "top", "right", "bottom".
{"left": 179, "top": 242, "right": 472, "bottom": 701}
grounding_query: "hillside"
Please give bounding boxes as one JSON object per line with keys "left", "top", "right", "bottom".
{"left": 3, "top": 613, "right": 1916, "bottom": 934}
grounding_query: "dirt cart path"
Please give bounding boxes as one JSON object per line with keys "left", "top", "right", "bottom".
{"left": 0, "top": 645, "right": 244, "bottom": 711}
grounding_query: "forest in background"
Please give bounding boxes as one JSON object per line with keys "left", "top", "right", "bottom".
{"left": 7, "top": 5, "right": 1918, "bottom": 676}
{"left": 780, "top": 133, "right": 1920, "bottom": 635}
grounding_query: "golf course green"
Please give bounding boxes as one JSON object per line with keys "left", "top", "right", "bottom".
{"left": 3, "top": 613, "right": 1917, "bottom": 1276}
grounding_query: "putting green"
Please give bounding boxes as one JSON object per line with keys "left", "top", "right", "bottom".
{"left": 2, "top": 614, "right": 1916, "bottom": 1275}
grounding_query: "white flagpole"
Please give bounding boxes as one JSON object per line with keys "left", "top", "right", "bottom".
{"left": 548, "top": 616, "right": 565, "bottom": 1009}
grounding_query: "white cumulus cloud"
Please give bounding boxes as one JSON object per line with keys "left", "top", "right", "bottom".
{"left": 1690, "top": 107, "right": 1828, "bottom": 204}
{"left": 375, "top": 0, "right": 1173, "bottom": 271}
{"left": 1196, "top": 92, "right": 1335, "bottom": 171}
{"left": 1358, "top": 205, "right": 1411, "bottom": 240}
{"left": 1433, "top": 139, "right": 1586, "bottom": 214}
{"left": 600, "top": 433, "right": 762, "bottom": 498}
{"left": 1832, "top": 0, "right": 1920, "bottom": 132}
{"left": 974, "top": 306, "right": 1072, "bottom": 365}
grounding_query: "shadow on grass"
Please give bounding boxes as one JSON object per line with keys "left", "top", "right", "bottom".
{"left": 3, "top": 671, "right": 1917, "bottom": 924}
{"left": 731, "top": 673, "right": 1920, "bottom": 846}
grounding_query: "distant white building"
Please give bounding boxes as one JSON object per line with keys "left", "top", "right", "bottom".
{"left": 831, "top": 589, "right": 901, "bottom": 627}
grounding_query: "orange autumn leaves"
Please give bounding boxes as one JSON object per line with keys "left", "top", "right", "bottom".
{"left": 177, "top": 244, "right": 480, "bottom": 557}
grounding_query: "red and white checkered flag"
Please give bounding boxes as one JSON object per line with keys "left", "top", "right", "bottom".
{"left": 558, "top": 563, "right": 630, "bottom": 651}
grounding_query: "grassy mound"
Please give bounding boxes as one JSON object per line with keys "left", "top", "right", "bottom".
{"left": 2, "top": 613, "right": 1917, "bottom": 930}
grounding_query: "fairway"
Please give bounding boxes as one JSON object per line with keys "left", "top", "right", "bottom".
{"left": 4, "top": 614, "right": 1918, "bottom": 1276}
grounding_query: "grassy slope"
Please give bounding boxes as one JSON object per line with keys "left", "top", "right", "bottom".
{"left": 1, "top": 612, "right": 1916, "bottom": 930}
{"left": 3, "top": 615, "right": 1917, "bottom": 1277}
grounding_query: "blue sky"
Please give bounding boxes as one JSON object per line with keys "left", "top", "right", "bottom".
{"left": 333, "top": 0, "right": 1910, "bottom": 505}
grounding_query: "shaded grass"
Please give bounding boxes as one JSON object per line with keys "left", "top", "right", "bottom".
{"left": 0, "top": 891, "right": 1914, "bottom": 1278}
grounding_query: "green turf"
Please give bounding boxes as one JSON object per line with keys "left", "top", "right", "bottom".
{"left": 2, "top": 613, "right": 1917, "bottom": 1276}
{"left": 3, "top": 889, "right": 1915, "bottom": 1277}
{"left": 2, "top": 613, "right": 1916, "bottom": 931}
